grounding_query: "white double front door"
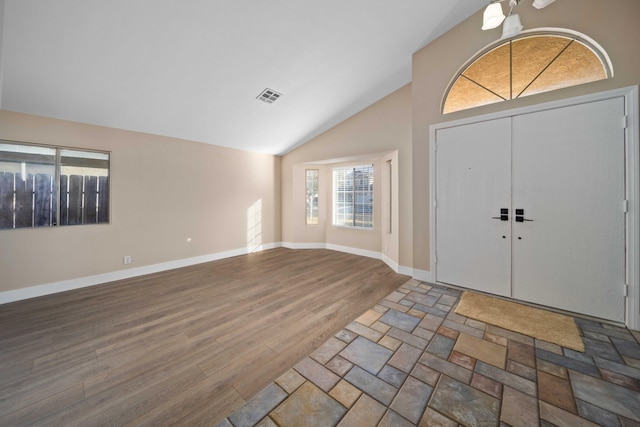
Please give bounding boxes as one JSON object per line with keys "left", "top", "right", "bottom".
{"left": 434, "top": 97, "right": 626, "bottom": 322}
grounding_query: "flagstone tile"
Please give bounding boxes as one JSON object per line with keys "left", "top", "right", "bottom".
{"left": 600, "top": 368, "right": 640, "bottom": 392}
{"left": 254, "top": 417, "right": 278, "bottom": 427}
{"left": 411, "top": 363, "right": 441, "bottom": 387}
{"left": 430, "top": 375, "right": 500, "bottom": 427}
{"left": 337, "top": 394, "right": 386, "bottom": 427}
{"left": 408, "top": 308, "right": 426, "bottom": 319}
{"left": 388, "top": 343, "right": 423, "bottom": 373}
{"left": 508, "top": 340, "right": 536, "bottom": 368}
{"left": 386, "top": 327, "right": 428, "bottom": 350}
{"left": 443, "top": 319, "right": 484, "bottom": 339}
{"left": 501, "top": 386, "right": 539, "bottom": 427}
{"left": 464, "top": 318, "right": 487, "bottom": 330}
{"left": 438, "top": 294, "right": 458, "bottom": 307}
{"left": 379, "top": 299, "right": 410, "bottom": 313}
{"left": 537, "top": 358, "right": 569, "bottom": 379}
{"left": 582, "top": 336, "right": 625, "bottom": 363}
{"left": 311, "top": 337, "right": 348, "bottom": 365}
{"left": 335, "top": 329, "right": 358, "bottom": 344}
{"left": 355, "top": 309, "right": 384, "bottom": 327}
{"left": 294, "top": 357, "right": 341, "bottom": 392}
{"left": 325, "top": 356, "right": 353, "bottom": 377}
{"left": 378, "top": 335, "right": 403, "bottom": 351}
{"left": 445, "top": 311, "right": 467, "bottom": 324}
{"left": 538, "top": 370, "right": 577, "bottom": 414}
{"left": 454, "top": 333, "right": 507, "bottom": 369}
{"left": 539, "top": 401, "right": 601, "bottom": 427}
{"left": 536, "top": 348, "right": 601, "bottom": 377}
{"left": 385, "top": 291, "right": 406, "bottom": 303}
{"left": 276, "top": 369, "right": 306, "bottom": 394}
{"left": 426, "top": 334, "right": 456, "bottom": 360}
{"left": 470, "top": 373, "right": 503, "bottom": 399}
{"left": 329, "top": 380, "right": 361, "bottom": 408}
{"left": 507, "top": 360, "right": 536, "bottom": 381}
{"left": 413, "top": 327, "right": 435, "bottom": 341}
{"left": 594, "top": 356, "right": 640, "bottom": 380}
{"left": 486, "top": 325, "right": 535, "bottom": 345}
{"left": 575, "top": 317, "right": 604, "bottom": 330}
{"left": 564, "top": 348, "right": 596, "bottom": 365}
{"left": 419, "top": 352, "right": 473, "bottom": 384}
{"left": 475, "top": 361, "right": 537, "bottom": 396}
{"left": 419, "top": 408, "right": 458, "bottom": 427}
{"left": 344, "top": 321, "right": 383, "bottom": 342}
{"left": 620, "top": 416, "right": 640, "bottom": 426}
{"left": 339, "top": 336, "right": 393, "bottom": 375}
{"left": 436, "top": 326, "right": 459, "bottom": 340}
{"left": 378, "top": 309, "right": 421, "bottom": 333}
{"left": 378, "top": 364, "right": 408, "bottom": 388}
{"left": 624, "top": 356, "right": 640, "bottom": 370}
{"left": 390, "top": 376, "right": 433, "bottom": 424}
{"left": 570, "top": 369, "right": 640, "bottom": 422}
{"left": 370, "top": 321, "right": 391, "bottom": 334}
{"left": 612, "top": 337, "right": 640, "bottom": 359}
{"left": 344, "top": 365, "right": 398, "bottom": 406}
{"left": 414, "top": 304, "right": 449, "bottom": 318}
{"left": 228, "top": 383, "right": 288, "bottom": 427}
{"left": 404, "top": 291, "right": 439, "bottom": 307}
{"left": 579, "top": 324, "right": 636, "bottom": 342}
{"left": 582, "top": 329, "right": 614, "bottom": 343}
{"left": 484, "top": 332, "right": 509, "bottom": 347}
{"left": 398, "top": 300, "right": 414, "bottom": 310}
{"left": 378, "top": 411, "right": 414, "bottom": 427}
{"left": 449, "top": 350, "right": 476, "bottom": 371}
{"left": 270, "top": 382, "right": 346, "bottom": 427}
{"left": 418, "top": 314, "right": 444, "bottom": 332}
{"left": 576, "top": 399, "right": 622, "bottom": 427}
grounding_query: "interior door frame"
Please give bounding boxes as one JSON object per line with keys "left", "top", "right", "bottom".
{"left": 429, "top": 86, "right": 640, "bottom": 330}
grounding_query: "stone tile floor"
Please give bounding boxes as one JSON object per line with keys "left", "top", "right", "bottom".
{"left": 216, "top": 280, "right": 640, "bottom": 426}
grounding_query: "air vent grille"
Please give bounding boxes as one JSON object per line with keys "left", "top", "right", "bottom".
{"left": 256, "top": 88, "right": 282, "bottom": 104}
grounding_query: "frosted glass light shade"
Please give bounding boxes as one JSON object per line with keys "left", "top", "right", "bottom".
{"left": 501, "top": 14, "right": 523, "bottom": 38}
{"left": 482, "top": 3, "right": 506, "bottom": 30}
{"left": 532, "top": 0, "right": 556, "bottom": 9}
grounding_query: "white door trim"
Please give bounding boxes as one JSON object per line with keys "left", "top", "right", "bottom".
{"left": 429, "top": 86, "right": 640, "bottom": 330}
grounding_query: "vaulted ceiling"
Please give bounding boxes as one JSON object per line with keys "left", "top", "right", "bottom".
{"left": 0, "top": 1, "right": 486, "bottom": 154}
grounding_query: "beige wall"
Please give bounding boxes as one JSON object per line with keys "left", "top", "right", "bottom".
{"left": 412, "top": 0, "right": 640, "bottom": 271}
{"left": 281, "top": 84, "right": 412, "bottom": 268}
{"left": 3, "top": 0, "right": 639, "bottom": 296}
{"left": 0, "top": 110, "right": 281, "bottom": 292}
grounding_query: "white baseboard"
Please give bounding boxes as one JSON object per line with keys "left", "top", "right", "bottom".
{"left": 412, "top": 268, "right": 432, "bottom": 283}
{"left": 0, "top": 243, "right": 282, "bottom": 305}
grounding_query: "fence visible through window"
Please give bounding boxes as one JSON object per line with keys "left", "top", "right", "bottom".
{"left": 0, "top": 142, "right": 110, "bottom": 230}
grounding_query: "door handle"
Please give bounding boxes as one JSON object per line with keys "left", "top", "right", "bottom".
{"left": 492, "top": 208, "right": 509, "bottom": 221}
{"left": 515, "top": 208, "right": 534, "bottom": 222}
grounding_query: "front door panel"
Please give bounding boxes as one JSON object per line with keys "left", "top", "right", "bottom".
{"left": 511, "top": 98, "right": 626, "bottom": 322}
{"left": 435, "top": 118, "right": 512, "bottom": 296}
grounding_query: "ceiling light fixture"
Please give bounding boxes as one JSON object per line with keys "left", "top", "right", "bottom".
{"left": 481, "top": 0, "right": 556, "bottom": 38}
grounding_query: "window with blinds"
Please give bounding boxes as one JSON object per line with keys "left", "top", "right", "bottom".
{"left": 333, "top": 165, "right": 373, "bottom": 229}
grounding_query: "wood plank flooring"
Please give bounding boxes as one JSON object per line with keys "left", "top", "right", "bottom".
{"left": 0, "top": 248, "right": 409, "bottom": 426}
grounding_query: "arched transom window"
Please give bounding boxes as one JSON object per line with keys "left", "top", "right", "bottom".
{"left": 443, "top": 31, "right": 612, "bottom": 114}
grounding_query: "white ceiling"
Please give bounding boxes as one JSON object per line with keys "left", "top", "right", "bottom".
{"left": 0, "top": 1, "right": 486, "bottom": 155}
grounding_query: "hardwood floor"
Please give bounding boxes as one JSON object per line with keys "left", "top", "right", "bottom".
{"left": 0, "top": 248, "right": 409, "bottom": 426}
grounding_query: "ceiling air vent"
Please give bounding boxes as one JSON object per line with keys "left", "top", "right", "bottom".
{"left": 256, "top": 88, "right": 282, "bottom": 104}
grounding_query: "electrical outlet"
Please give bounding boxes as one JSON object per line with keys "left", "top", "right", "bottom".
{"left": 123, "top": 255, "right": 132, "bottom": 265}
